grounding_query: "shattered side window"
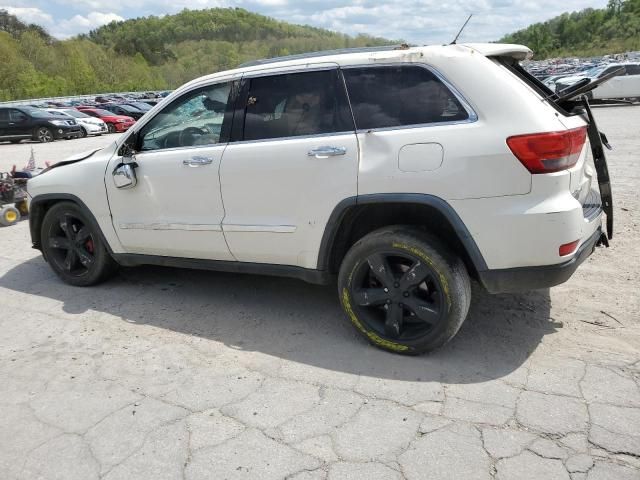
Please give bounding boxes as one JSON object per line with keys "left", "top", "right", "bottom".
{"left": 343, "top": 65, "right": 469, "bottom": 130}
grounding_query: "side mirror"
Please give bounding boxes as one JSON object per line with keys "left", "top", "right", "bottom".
{"left": 112, "top": 162, "right": 138, "bottom": 189}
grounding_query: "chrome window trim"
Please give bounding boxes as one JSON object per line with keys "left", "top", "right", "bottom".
{"left": 225, "top": 131, "right": 355, "bottom": 147}
{"left": 133, "top": 142, "right": 228, "bottom": 156}
{"left": 240, "top": 63, "right": 339, "bottom": 80}
{"left": 340, "top": 62, "right": 479, "bottom": 132}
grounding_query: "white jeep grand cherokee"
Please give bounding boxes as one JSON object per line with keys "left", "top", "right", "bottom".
{"left": 27, "top": 43, "right": 613, "bottom": 355}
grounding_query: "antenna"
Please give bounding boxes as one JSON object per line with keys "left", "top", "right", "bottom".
{"left": 450, "top": 14, "right": 473, "bottom": 45}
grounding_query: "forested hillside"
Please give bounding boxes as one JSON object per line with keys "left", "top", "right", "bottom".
{"left": 0, "top": 8, "right": 392, "bottom": 101}
{"left": 500, "top": 0, "right": 640, "bottom": 58}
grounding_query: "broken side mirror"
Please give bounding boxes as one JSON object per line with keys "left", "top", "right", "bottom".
{"left": 113, "top": 142, "right": 138, "bottom": 189}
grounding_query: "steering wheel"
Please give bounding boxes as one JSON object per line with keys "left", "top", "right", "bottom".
{"left": 178, "top": 127, "right": 208, "bottom": 147}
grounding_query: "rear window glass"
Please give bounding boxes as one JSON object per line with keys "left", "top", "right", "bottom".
{"left": 342, "top": 66, "right": 470, "bottom": 130}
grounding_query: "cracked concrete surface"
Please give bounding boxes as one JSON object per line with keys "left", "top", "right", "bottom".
{"left": 1, "top": 106, "right": 639, "bottom": 479}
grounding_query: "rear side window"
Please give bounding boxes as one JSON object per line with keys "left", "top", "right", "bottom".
{"left": 0, "top": 109, "right": 8, "bottom": 122}
{"left": 625, "top": 65, "right": 640, "bottom": 76}
{"left": 342, "top": 66, "right": 469, "bottom": 130}
{"left": 243, "top": 69, "right": 353, "bottom": 141}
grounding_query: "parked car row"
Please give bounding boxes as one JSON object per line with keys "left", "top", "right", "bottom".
{"left": 524, "top": 51, "right": 640, "bottom": 101}
{"left": 0, "top": 104, "right": 140, "bottom": 144}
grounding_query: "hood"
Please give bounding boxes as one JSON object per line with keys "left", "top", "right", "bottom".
{"left": 39, "top": 147, "right": 104, "bottom": 174}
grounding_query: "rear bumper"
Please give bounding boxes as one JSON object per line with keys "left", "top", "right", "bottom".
{"left": 478, "top": 227, "right": 602, "bottom": 293}
{"left": 84, "top": 123, "right": 108, "bottom": 134}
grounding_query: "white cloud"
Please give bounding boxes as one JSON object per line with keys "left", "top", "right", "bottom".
{"left": 52, "top": 11, "right": 124, "bottom": 38}
{"left": 0, "top": 6, "right": 53, "bottom": 25}
{"left": 3, "top": 0, "right": 612, "bottom": 44}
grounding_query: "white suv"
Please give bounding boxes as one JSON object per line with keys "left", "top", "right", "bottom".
{"left": 27, "top": 43, "right": 613, "bottom": 354}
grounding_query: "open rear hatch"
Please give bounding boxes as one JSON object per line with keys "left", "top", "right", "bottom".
{"left": 490, "top": 53, "right": 614, "bottom": 241}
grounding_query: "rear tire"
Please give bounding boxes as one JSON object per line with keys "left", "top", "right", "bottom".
{"left": 338, "top": 226, "right": 471, "bottom": 355}
{"left": 10, "top": 139, "right": 21, "bottom": 144}
{"left": 41, "top": 202, "right": 118, "bottom": 286}
{"left": 1, "top": 206, "right": 20, "bottom": 226}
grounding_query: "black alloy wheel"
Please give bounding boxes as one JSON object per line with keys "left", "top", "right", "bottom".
{"left": 36, "top": 127, "right": 54, "bottom": 143}
{"left": 350, "top": 251, "right": 446, "bottom": 340}
{"left": 46, "top": 213, "right": 96, "bottom": 277}
{"left": 338, "top": 227, "right": 471, "bottom": 355}
{"left": 41, "top": 202, "right": 117, "bottom": 286}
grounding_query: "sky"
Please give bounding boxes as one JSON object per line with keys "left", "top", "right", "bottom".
{"left": 2, "top": 0, "right": 609, "bottom": 42}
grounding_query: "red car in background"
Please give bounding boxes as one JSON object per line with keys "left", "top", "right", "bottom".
{"left": 76, "top": 107, "right": 136, "bottom": 133}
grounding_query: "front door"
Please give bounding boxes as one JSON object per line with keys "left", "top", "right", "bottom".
{"left": 9, "top": 109, "right": 32, "bottom": 137}
{"left": 105, "top": 80, "right": 237, "bottom": 260}
{"left": 220, "top": 67, "right": 358, "bottom": 268}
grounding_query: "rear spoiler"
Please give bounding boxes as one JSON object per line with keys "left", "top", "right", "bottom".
{"left": 462, "top": 43, "right": 533, "bottom": 61}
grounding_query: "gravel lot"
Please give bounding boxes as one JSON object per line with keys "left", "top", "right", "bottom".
{"left": 0, "top": 107, "right": 639, "bottom": 480}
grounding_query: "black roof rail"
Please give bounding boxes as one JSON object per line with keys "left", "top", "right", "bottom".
{"left": 238, "top": 45, "right": 409, "bottom": 68}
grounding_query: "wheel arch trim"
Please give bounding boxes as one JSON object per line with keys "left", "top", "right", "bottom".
{"left": 29, "top": 193, "right": 115, "bottom": 255}
{"left": 317, "top": 193, "right": 489, "bottom": 273}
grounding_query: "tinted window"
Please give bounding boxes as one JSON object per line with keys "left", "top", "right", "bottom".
{"left": 10, "top": 109, "right": 29, "bottom": 122}
{"left": 243, "top": 69, "right": 353, "bottom": 141}
{"left": 0, "top": 109, "right": 8, "bottom": 122}
{"left": 140, "top": 82, "right": 232, "bottom": 151}
{"left": 343, "top": 66, "right": 469, "bottom": 130}
{"left": 600, "top": 66, "right": 622, "bottom": 77}
{"left": 625, "top": 64, "right": 640, "bottom": 75}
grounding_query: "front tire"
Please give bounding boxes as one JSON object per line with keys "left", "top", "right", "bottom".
{"left": 35, "top": 127, "right": 54, "bottom": 143}
{"left": 338, "top": 227, "right": 471, "bottom": 355}
{"left": 107, "top": 123, "right": 116, "bottom": 134}
{"left": 80, "top": 127, "right": 88, "bottom": 138}
{"left": 41, "top": 202, "right": 117, "bottom": 286}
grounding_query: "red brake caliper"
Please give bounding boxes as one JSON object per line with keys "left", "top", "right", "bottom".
{"left": 85, "top": 239, "right": 94, "bottom": 254}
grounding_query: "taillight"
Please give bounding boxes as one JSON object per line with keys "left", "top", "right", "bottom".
{"left": 506, "top": 126, "right": 587, "bottom": 174}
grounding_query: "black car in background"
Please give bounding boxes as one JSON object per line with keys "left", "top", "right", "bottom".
{"left": 101, "top": 103, "right": 146, "bottom": 120}
{"left": 0, "top": 107, "right": 82, "bottom": 143}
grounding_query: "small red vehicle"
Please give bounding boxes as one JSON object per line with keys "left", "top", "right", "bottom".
{"left": 76, "top": 107, "right": 136, "bottom": 133}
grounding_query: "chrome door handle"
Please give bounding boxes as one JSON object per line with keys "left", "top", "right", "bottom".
{"left": 307, "top": 146, "right": 347, "bottom": 158}
{"left": 183, "top": 156, "right": 213, "bottom": 167}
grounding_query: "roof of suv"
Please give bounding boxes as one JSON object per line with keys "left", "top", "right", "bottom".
{"left": 171, "top": 43, "right": 532, "bottom": 99}
{"left": 239, "top": 43, "right": 533, "bottom": 68}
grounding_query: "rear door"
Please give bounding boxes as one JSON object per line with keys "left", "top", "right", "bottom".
{"left": 219, "top": 66, "right": 358, "bottom": 268}
{"left": 621, "top": 64, "right": 640, "bottom": 97}
{"left": 592, "top": 66, "right": 625, "bottom": 99}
